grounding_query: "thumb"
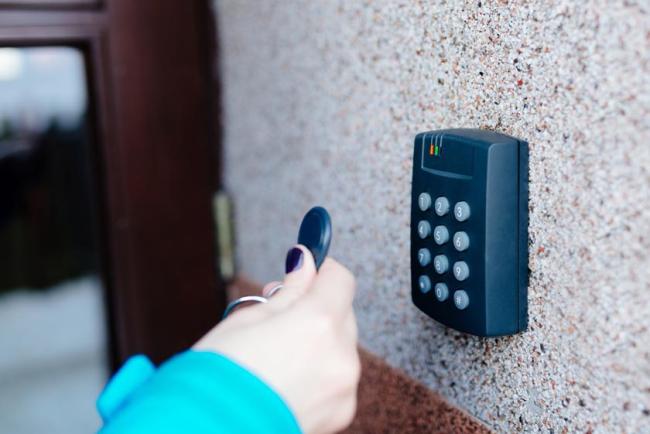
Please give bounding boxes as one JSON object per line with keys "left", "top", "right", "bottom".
{"left": 267, "top": 244, "right": 317, "bottom": 309}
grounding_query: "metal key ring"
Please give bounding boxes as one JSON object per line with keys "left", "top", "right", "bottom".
{"left": 265, "top": 283, "right": 284, "bottom": 298}
{"left": 222, "top": 295, "right": 268, "bottom": 319}
{"left": 222, "top": 284, "right": 285, "bottom": 319}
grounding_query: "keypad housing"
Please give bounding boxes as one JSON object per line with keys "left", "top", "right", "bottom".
{"left": 411, "top": 129, "right": 529, "bottom": 337}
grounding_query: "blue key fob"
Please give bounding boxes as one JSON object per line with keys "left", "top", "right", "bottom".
{"left": 297, "top": 206, "right": 332, "bottom": 270}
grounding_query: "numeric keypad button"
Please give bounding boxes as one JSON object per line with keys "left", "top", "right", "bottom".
{"left": 433, "top": 225, "right": 449, "bottom": 245}
{"left": 433, "top": 255, "right": 449, "bottom": 274}
{"left": 417, "top": 248, "right": 431, "bottom": 266}
{"left": 434, "top": 197, "right": 450, "bottom": 216}
{"left": 418, "top": 193, "right": 432, "bottom": 211}
{"left": 418, "top": 276, "right": 432, "bottom": 294}
{"left": 434, "top": 283, "right": 449, "bottom": 301}
{"left": 453, "top": 261, "right": 470, "bottom": 281}
{"left": 417, "top": 221, "right": 431, "bottom": 239}
{"left": 453, "top": 231, "right": 470, "bottom": 251}
{"left": 453, "top": 290, "right": 470, "bottom": 310}
{"left": 454, "top": 201, "right": 471, "bottom": 222}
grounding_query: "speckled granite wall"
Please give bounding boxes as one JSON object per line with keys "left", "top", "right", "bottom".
{"left": 214, "top": 1, "right": 650, "bottom": 432}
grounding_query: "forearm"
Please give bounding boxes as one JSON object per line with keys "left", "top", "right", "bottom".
{"left": 97, "top": 351, "right": 301, "bottom": 434}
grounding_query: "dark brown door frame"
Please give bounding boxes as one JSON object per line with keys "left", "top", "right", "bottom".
{"left": 0, "top": 1, "right": 227, "bottom": 369}
{"left": 0, "top": 0, "right": 99, "bottom": 8}
{"left": 104, "top": 1, "right": 226, "bottom": 366}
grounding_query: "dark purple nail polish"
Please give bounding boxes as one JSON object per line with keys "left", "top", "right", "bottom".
{"left": 285, "top": 247, "right": 304, "bottom": 273}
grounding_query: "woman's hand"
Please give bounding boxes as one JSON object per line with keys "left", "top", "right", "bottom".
{"left": 194, "top": 245, "right": 360, "bottom": 434}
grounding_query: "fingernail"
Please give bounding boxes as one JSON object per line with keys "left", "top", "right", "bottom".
{"left": 285, "top": 247, "right": 304, "bottom": 273}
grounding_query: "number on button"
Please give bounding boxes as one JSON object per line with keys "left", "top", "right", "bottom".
{"left": 417, "top": 248, "right": 431, "bottom": 266}
{"left": 418, "top": 193, "right": 432, "bottom": 211}
{"left": 417, "top": 221, "right": 431, "bottom": 239}
{"left": 453, "top": 261, "right": 469, "bottom": 281}
{"left": 433, "top": 226, "right": 449, "bottom": 245}
{"left": 454, "top": 201, "right": 471, "bottom": 222}
{"left": 453, "top": 231, "right": 470, "bottom": 251}
{"left": 433, "top": 255, "right": 449, "bottom": 274}
{"left": 434, "top": 197, "right": 450, "bottom": 216}
{"left": 434, "top": 283, "right": 449, "bottom": 302}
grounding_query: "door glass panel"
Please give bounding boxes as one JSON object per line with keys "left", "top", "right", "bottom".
{"left": 0, "top": 47, "right": 106, "bottom": 434}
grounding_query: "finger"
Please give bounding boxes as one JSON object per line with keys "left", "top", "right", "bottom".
{"left": 342, "top": 309, "right": 358, "bottom": 346}
{"left": 303, "top": 257, "right": 356, "bottom": 320}
{"left": 267, "top": 244, "right": 317, "bottom": 309}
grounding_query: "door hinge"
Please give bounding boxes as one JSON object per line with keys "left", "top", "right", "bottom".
{"left": 212, "top": 191, "right": 235, "bottom": 282}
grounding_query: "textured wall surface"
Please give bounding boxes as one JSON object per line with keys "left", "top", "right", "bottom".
{"left": 215, "top": 1, "right": 650, "bottom": 432}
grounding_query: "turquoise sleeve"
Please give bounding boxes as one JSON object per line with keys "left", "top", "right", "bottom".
{"left": 97, "top": 350, "right": 302, "bottom": 434}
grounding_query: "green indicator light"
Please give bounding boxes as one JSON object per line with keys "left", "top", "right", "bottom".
{"left": 434, "top": 145, "right": 439, "bottom": 156}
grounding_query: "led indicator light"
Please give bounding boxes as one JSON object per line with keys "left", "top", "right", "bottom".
{"left": 427, "top": 138, "right": 442, "bottom": 157}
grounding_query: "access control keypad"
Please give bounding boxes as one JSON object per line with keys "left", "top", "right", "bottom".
{"left": 417, "top": 199, "right": 473, "bottom": 309}
{"left": 411, "top": 129, "right": 529, "bottom": 337}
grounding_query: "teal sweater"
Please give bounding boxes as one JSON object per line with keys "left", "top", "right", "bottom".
{"left": 97, "top": 351, "right": 302, "bottom": 434}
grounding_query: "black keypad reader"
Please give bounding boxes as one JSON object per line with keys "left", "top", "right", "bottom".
{"left": 411, "top": 129, "right": 529, "bottom": 337}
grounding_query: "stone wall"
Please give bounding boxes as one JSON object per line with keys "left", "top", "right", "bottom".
{"left": 215, "top": 1, "right": 650, "bottom": 432}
